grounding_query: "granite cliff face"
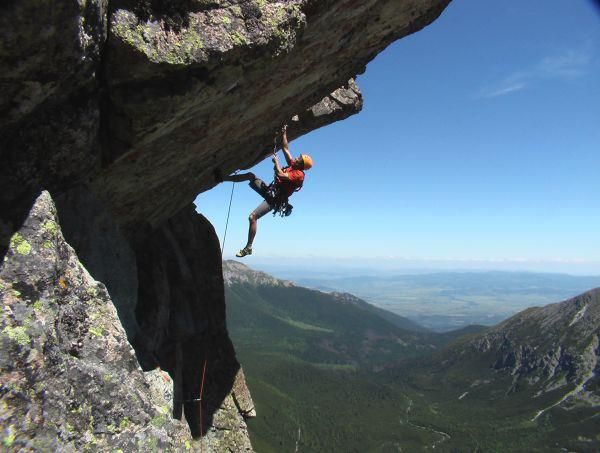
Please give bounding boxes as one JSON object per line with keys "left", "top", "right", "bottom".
{"left": 1, "top": 192, "right": 191, "bottom": 451}
{"left": 1, "top": 0, "right": 451, "bottom": 449}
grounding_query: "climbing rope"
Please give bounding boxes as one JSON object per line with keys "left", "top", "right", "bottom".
{"left": 199, "top": 359, "right": 208, "bottom": 451}
{"left": 221, "top": 177, "right": 237, "bottom": 256}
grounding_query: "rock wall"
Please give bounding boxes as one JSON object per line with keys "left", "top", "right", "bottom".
{"left": 0, "top": 192, "right": 255, "bottom": 450}
{"left": 0, "top": 192, "right": 192, "bottom": 450}
{"left": 0, "top": 0, "right": 108, "bottom": 248}
{"left": 96, "top": 0, "right": 449, "bottom": 229}
{"left": 0, "top": 0, "right": 452, "bottom": 449}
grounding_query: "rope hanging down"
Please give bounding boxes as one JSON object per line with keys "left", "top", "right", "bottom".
{"left": 199, "top": 359, "right": 208, "bottom": 451}
{"left": 221, "top": 177, "right": 236, "bottom": 256}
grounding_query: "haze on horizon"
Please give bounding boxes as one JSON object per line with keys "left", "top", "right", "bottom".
{"left": 242, "top": 255, "right": 600, "bottom": 277}
{"left": 196, "top": 0, "right": 600, "bottom": 276}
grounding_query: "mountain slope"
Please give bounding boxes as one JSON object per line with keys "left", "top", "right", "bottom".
{"left": 328, "top": 291, "right": 431, "bottom": 333}
{"left": 397, "top": 288, "right": 600, "bottom": 452}
{"left": 415, "top": 287, "right": 600, "bottom": 405}
{"left": 224, "top": 261, "right": 451, "bottom": 452}
{"left": 225, "top": 260, "right": 439, "bottom": 370}
{"left": 227, "top": 282, "right": 430, "bottom": 368}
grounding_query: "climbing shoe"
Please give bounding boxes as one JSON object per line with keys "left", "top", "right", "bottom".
{"left": 236, "top": 246, "right": 252, "bottom": 258}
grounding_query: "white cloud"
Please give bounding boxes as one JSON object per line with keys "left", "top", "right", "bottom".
{"left": 478, "top": 48, "right": 592, "bottom": 99}
{"left": 480, "top": 82, "right": 527, "bottom": 99}
{"left": 537, "top": 49, "right": 591, "bottom": 78}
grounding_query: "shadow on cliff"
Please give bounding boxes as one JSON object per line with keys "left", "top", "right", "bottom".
{"left": 53, "top": 187, "right": 239, "bottom": 437}
{"left": 0, "top": 193, "right": 39, "bottom": 263}
{"left": 133, "top": 203, "right": 240, "bottom": 437}
{"left": 149, "top": 331, "right": 240, "bottom": 437}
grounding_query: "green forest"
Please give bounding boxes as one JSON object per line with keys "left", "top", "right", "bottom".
{"left": 225, "top": 275, "right": 600, "bottom": 452}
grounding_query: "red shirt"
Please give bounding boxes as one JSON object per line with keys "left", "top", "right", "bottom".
{"left": 276, "top": 166, "right": 304, "bottom": 198}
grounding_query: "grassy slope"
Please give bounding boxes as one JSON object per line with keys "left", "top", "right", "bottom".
{"left": 226, "top": 283, "right": 443, "bottom": 452}
{"left": 227, "top": 283, "right": 438, "bottom": 369}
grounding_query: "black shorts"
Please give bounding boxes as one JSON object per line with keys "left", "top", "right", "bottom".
{"left": 249, "top": 178, "right": 275, "bottom": 219}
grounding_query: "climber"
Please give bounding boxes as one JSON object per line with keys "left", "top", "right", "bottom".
{"left": 215, "top": 125, "right": 313, "bottom": 258}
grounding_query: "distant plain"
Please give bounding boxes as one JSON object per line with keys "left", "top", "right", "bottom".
{"left": 255, "top": 269, "right": 600, "bottom": 331}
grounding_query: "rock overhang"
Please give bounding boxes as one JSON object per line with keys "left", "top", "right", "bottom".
{"left": 0, "top": 0, "right": 451, "bottom": 237}
{"left": 92, "top": 0, "right": 450, "bottom": 230}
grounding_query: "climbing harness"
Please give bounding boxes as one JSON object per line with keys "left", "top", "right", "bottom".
{"left": 266, "top": 179, "right": 302, "bottom": 217}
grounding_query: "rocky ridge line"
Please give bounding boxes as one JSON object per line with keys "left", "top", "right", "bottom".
{"left": 470, "top": 289, "right": 600, "bottom": 405}
{"left": 223, "top": 260, "right": 295, "bottom": 287}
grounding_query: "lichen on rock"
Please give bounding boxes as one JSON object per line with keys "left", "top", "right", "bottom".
{"left": 110, "top": 0, "right": 306, "bottom": 67}
{"left": 0, "top": 191, "right": 191, "bottom": 451}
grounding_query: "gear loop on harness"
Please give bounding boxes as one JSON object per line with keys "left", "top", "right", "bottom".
{"left": 266, "top": 183, "right": 294, "bottom": 217}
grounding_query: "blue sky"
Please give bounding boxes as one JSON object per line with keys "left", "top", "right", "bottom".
{"left": 195, "top": 0, "right": 600, "bottom": 275}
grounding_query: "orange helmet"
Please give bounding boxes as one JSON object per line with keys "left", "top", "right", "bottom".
{"left": 300, "top": 154, "right": 313, "bottom": 170}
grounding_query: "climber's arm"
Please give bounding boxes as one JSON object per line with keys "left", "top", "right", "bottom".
{"left": 272, "top": 155, "right": 290, "bottom": 180}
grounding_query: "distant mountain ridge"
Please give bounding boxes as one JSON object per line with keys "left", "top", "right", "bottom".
{"left": 293, "top": 270, "right": 600, "bottom": 331}
{"left": 327, "top": 290, "right": 431, "bottom": 333}
{"left": 470, "top": 288, "right": 599, "bottom": 404}
{"left": 223, "top": 260, "right": 295, "bottom": 287}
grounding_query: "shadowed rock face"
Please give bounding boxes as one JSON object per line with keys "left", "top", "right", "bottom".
{"left": 0, "top": 0, "right": 108, "bottom": 248}
{"left": 133, "top": 204, "right": 245, "bottom": 438}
